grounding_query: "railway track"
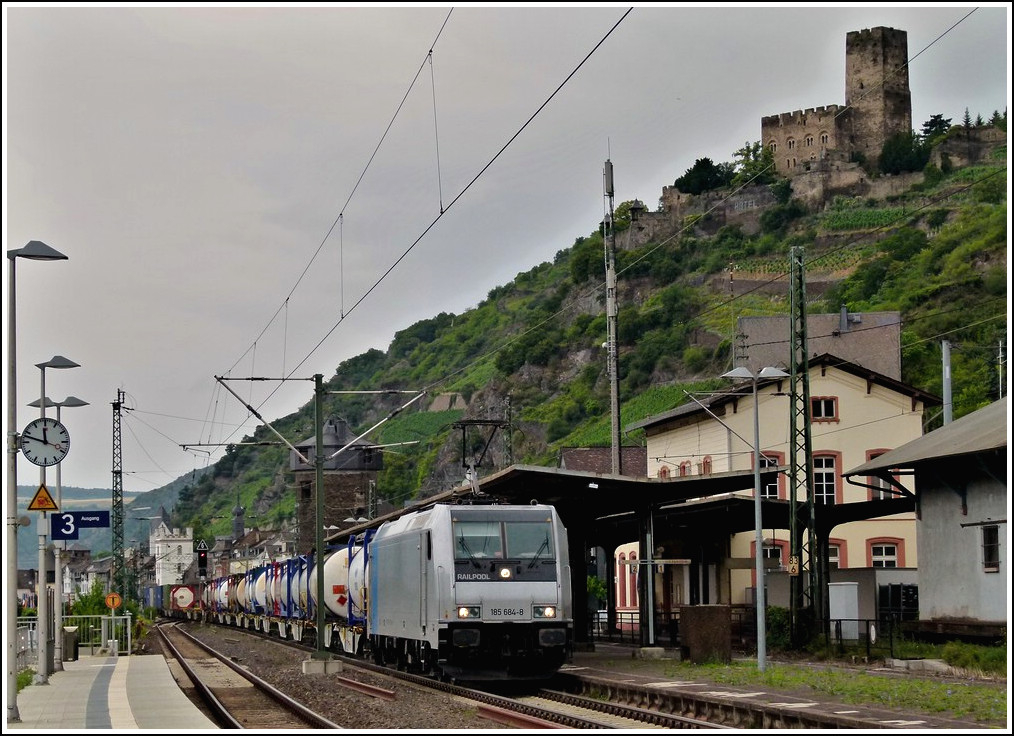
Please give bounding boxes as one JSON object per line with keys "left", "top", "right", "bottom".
{"left": 157, "top": 623, "right": 342, "bottom": 729}
{"left": 175, "top": 620, "right": 727, "bottom": 728}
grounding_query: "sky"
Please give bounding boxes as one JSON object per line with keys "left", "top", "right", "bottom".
{"left": 3, "top": 3, "right": 1011, "bottom": 503}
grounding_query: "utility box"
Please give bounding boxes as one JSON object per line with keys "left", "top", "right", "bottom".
{"left": 63, "top": 627, "right": 79, "bottom": 662}
{"left": 681, "top": 605, "right": 732, "bottom": 664}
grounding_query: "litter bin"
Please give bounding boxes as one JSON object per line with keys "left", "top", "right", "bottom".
{"left": 63, "top": 626, "right": 79, "bottom": 662}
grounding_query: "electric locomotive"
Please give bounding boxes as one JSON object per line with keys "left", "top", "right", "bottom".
{"left": 154, "top": 501, "right": 574, "bottom": 683}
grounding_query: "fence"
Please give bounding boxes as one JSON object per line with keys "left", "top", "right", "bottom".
{"left": 15, "top": 614, "right": 133, "bottom": 669}
{"left": 590, "top": 605, "right": 909, "bottom": 660}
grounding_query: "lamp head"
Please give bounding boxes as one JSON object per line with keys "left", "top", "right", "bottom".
{"left": 722, "top": 367, "right": 754, "bottom": 380}
{"left": 27, "top": 397, "right": 58, "bottom": 409}
{"left": 58, "top": 396, "right": 90, "bottom": 409}
{"left": 37, "top": 355, "right": 80, "bottom": 371}
{"left": 8, "top": 241, "right": 68, "bottom": 261}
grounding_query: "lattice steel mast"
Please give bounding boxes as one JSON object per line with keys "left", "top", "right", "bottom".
{"left": 788, "top": 246, "right": 821, "bottom": 643}
{"left": 111, "top": 389, "right": 125, "bottom": 595}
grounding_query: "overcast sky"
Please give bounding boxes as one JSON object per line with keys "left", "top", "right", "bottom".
{"left": 3, "top": 3, "right": 1010, "bottom": 500}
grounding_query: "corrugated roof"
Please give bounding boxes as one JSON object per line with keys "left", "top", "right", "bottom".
{"left": 843, "top": 396, "right": 1008, "bottom": 477}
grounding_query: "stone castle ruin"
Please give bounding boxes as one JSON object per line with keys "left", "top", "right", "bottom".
{"left": 762, "top": 26, "right": 911, "bottom": 177}
{"left": 615, "top": 25, "right": 1001, "bottom": 253}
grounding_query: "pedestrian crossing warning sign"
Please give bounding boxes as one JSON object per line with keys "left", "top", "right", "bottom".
{"left": 28, "top": 484, "right": 58, "bottom": 511}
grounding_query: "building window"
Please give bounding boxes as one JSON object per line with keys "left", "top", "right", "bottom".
{"left": 700, "top": 456, "right": 713, "bottom": 475}
{"left": 867, "top": 543, "right": 900, "bottom": 571}
{"left": 679, "top": 461, "right": 691, "bottom": 477}
{"left": 759, "top": 454, "right": 780, "bottom": 499}
{"left": 820, "top": 132, "right": 829, "bottom": 144}
{"left": 658, "top": 465, "right": 670, "bottom": 479}
{"left": 628, "top": 553, "right": 638, "bottom": 608}
{"left": 810, "top": 396, "right": 839, "bottom": 422}
{"left": 805, "top": 135, "right": 814, "bottom": 147}
{"left": 982, "top": 525, "right": 1000, "bottom": 573}
{"left": 617, "top": 553, "right": 627, "bottom": 607}
{"left": 828, "top": 543, "right": 840, "bottom": 570}
{"left": 763, "top": 544, "right": 782, "bottom": 567}
{"left": 769, "top": 141, "right": 777, "bottom": 153}
{"left": 787, "top": 138, "right": 796, "bottom": 150}
{"left": 814, "top": 455, "right": 838, "bottom": 504}
{"left": 866, "top": 450, "right": 895, "bottom": 500}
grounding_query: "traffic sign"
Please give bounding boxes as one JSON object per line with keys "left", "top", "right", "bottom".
{"left": 51, "top": 510, "right": 111, "bottom": 541}
{"left": 196, "top": 539, "right": 209, "bottom": 551}
{"left": 105, "top": 592, "right": 122, "bottom": 610}
{"left": 27, "top": 485, "right": 58, "bottom": 511}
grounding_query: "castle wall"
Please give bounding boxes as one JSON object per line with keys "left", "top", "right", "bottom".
{"left": 760, "top": 105, "right": 849, "bottom": 177}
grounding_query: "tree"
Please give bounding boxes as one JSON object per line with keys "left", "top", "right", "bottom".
{"left": 673, "top": 157, "right": 735, "bottom": 195}
{"left": 920, "top": 114, "right": 951, "bottom": 144}
{"left": 879, "top": 131, "right": 930, "bottom": 175}
{"left": 730, "top": 141, "right": 776, "bottom": 187}
{"left": 962, "top": 107, "right": 973, "bottom": 139}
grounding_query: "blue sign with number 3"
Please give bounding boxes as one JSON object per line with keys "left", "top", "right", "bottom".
{"left": 50, "top": 510, "right": 111, "bottom": 540}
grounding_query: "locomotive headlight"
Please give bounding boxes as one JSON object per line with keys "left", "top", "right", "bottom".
{"left": 533, "top": 605, "right": 557, "bottom": 619}
{"left": 457, "top": 605, "right": 481, "bottom": 619}
{"left": 497, "top": 566, "right": 512, "bottom": 580}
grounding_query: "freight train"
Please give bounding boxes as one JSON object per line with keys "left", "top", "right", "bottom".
{"left": 147, "top": 502, "right": 574, "bottom": 682}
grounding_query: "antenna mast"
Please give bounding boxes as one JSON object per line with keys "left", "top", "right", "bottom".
{"left": 603, "top": 159, "right": 621, "bottom": 475}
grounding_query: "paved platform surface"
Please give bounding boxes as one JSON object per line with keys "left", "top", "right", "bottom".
{"left": 6, "top": 653, "right": 218, "bottom": 731}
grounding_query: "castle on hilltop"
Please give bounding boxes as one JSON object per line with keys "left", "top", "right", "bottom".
{"left": 761, "top": 26, "right": 912, "bottom": 177}
{"left": 615, "top": 25, "right": 1002, "bottom": 253}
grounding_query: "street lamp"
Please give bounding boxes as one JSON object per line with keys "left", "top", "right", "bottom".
{"left": 722, "top": 365, "right": 788, "bottom": 673}
{"left": 7, "top": 241, "right": 67, "bottom": 721}
{"left": 28, "top": 394, "right": 88, "bottom": 672}
{"left": 32, "top": 356, "right": 80, "bottom": 684}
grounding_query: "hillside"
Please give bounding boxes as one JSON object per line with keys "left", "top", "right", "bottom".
{"left": 131, "top": 128, "right": 1007, "bottom": 545}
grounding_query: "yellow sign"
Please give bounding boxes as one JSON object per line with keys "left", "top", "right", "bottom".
{"left": 27, "top": 485, "right": 58, "bottom": 511}
{"left": 106, "top": 592, "right": 122, "bottom": 609}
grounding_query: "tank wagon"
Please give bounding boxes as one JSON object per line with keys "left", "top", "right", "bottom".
{"left": 151, "top": 502, "right": 573, "bottom": 682}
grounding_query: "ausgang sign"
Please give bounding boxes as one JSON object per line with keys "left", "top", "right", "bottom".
{"left": 50, "top": 510, "right": 111, "bottom": 541}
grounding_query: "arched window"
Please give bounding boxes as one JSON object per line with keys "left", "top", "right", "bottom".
{"left": 701, "top": 456, "right": 713, "bottom": 475}
{"left": 658, "top": 465, "right": 670, "bottom": 479}
{"left": 768, "top": 141, "right": 777, "bottom": 153}
{"left": 820, "top": 132, "right": 829, "bottom": 145}
{"left": 787, "top": 138, "right": 796, "bottom": 150}
{"left": 679, "top": 461, "right": 691, "bottom": 476}
{"left": 617, "top": 553, "right": 627, "bottom": 607}
{"left": 805, "top": 135, "right": 814, "bottom": 147}
{"left": 628, "top": 552, "right": 638, "bottom": 608}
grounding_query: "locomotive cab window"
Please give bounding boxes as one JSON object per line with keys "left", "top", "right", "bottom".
{"left": 454, "top": 520, "right": 503, "bottom": 559}
{"left": 505, "top": 521, "right": 554, "bottom": 560}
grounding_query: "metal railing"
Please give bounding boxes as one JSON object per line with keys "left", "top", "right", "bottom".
{"left": 15, "top": 614, "right": 133, "bottom": 668}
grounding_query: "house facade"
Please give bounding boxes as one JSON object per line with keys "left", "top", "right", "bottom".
{"left": 843, "top": 396, "right": 1007, "bottom": 638}
{"left": 626, "top": 354, "right": 939, "bottom": 608}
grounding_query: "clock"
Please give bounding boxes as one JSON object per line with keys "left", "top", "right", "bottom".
{"left": 19, "top": 417, "right": 71, "bottom": 467}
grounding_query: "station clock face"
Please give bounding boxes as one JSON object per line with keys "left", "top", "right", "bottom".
{"left": 19, "top": 417, "right": 71, "bottom": 466}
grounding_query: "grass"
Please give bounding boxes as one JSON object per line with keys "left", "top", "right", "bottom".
{"left": 17, "top": 668, "right": 34, "bottom": 691}
{"left": 606, "top": 656, "right": 1007, "bottom": 724}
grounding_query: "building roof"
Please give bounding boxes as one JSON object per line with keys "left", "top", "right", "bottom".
{"left": 844, "top": 396, "right": 1008, "bottom": 477}
{"left": 626, "top": 353, "right": 941, "bottom": 433}
{"left": 557, "top": 446, "right": 647, "bottom": 476}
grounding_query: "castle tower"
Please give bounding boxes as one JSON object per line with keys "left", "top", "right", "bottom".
{"left": 844, "top": 27, "right": 912, "bottom": 167}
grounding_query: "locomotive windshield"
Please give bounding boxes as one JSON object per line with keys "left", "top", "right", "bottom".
{"left": 453, "top": 519, "right": 554, "bottom": 561}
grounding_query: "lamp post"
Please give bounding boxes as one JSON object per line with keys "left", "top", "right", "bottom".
{"left": 28, "top": 394, "right": 88, "bottom": 672}
{"left": 32, "top": 356, "right": 80, "bottom": 684}
{"left": 722, "top": 365, "right": 788, "bottom": 673}
{"left": 7, "top": 241, "right": 68, "bottom": 721}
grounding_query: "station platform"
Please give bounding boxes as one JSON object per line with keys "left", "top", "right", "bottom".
{"left": 6, "top": 652, "right": 218, "bottom": 731}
